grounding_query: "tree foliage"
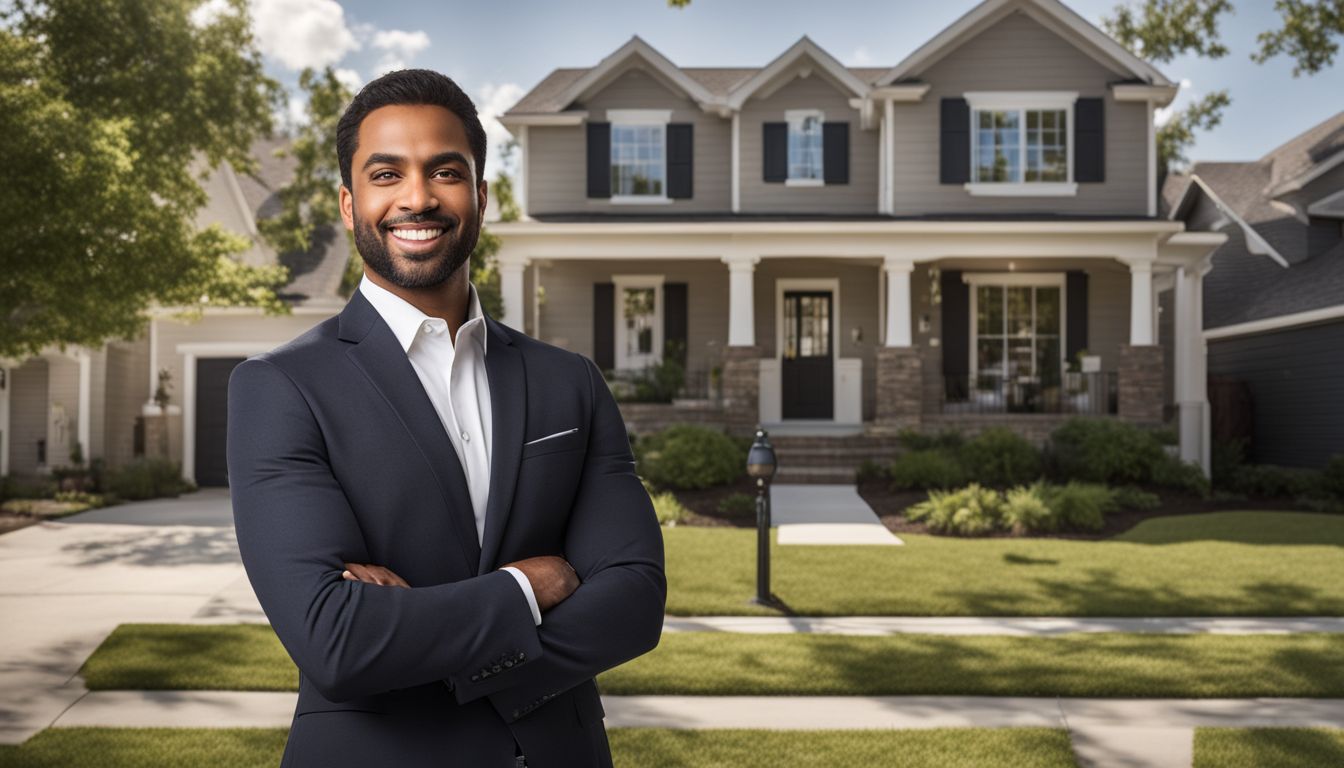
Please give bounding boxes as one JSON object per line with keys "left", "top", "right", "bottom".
{"left": 0, "top": 0, "right": 292, "bottom": 359}
{"left": 1103, "top": 0, "right": 1233, "bottom": 62}
{"left": 1156, "top": 90, "right": 1232, "bottom": 178}
{"left": 1254, "top": 0, "right": 1344, "bottom": 75}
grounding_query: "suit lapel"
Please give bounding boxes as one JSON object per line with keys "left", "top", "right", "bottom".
{"left": 478, "top": 314, "right": 526, "bottom": 575}
{"left": 339, "top": 289, "right": 481, "bottom": 573}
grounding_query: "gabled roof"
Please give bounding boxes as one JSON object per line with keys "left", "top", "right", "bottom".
{"left": 877, "top": 0, "right": 1173, "bottom": 89}
{"left": 542, "top": 36, "right": 718, "bottom": 113}
{"left": 1169, "top": 169, "right": 1290, "bottom": 267}
{"left": 1262, "top": 110, "right": 1344, "bottom": 195}
{"left": 724, "top": 36, "right": 872, "bottom": 110}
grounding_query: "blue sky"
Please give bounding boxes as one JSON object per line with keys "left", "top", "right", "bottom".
{"left": 244, "top": 0, "right": 1344, "bottom": 178}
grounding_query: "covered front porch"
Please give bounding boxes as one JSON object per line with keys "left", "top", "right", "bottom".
{"left": 491, "top": 219, "right": 1225, "bottom": 474}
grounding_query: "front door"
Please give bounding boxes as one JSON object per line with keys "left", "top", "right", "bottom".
{"left": 781, "top": 291, "right": 834, "bottom": 419}
{"left": 196, "top": 357, "right": 247, "bottom": 487}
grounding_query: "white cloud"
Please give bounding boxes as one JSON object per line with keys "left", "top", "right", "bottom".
{"left": 251, "top": 0, "right": 360, "bottom": 71}
{"left": 333, "top": 67, "right": 364, "bottom": 94}
{"left": 849, "top": 46, "right": 874, "bottom": 66}
{"left": 189, "top": 0, "right": 232, "bottom": 28}
{"left": 371, "top": 29, "right": 431, "bottom": 74}
{"left": 1154, "top": 78, "right": 1193, "bottom": 127}
{"left": 476, "top": 82, "right": 525, "bottom": 181}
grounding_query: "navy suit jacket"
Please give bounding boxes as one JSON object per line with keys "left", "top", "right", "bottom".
{"left": 226, "top": 287, "right": 666, "bottom": 767}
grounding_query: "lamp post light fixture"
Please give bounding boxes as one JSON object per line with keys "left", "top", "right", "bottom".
{"left": 746, "top": 426, "right": 778, "bottom": 608}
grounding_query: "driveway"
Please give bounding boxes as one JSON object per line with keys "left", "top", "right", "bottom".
{"left": 0, "top": 488, "right": 264, "bottom": 744}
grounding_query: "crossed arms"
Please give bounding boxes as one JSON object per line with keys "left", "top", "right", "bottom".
{"left": 226, "top": 354, "right": 666, "bottom": 722}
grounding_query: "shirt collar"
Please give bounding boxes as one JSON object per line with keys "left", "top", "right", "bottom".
{"left": 358, "top": 273, "right": 488, "bottom": 355}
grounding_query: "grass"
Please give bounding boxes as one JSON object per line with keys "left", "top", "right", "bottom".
{"left": 664, "top": 512, "right": 1344, "bottom": 616}
{"left": 1194, "top": 728, "right": 1344, "bottom": 768}
{"left": 82, "top": 625, "right": 1344, "bottom": 698}
{"left": 0, "top": 727, "right": 1078, "bottom": 768}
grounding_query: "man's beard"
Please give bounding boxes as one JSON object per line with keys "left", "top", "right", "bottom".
{"left": 353, "top": 209, "right": 479, "bottom": 290}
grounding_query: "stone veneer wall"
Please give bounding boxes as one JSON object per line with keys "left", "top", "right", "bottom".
{"left": 719, "top": 346, "right": 762, "bottom": 437}
{"left": 1117, "top": 344, "right": 1165, "bottom": 425}
{"left": 875, "top": 347, "right": 923, "bottom": 431}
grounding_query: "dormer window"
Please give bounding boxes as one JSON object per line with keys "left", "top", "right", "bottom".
{"left": 786, "top": 109, "right": 825, "bottom": 186}
{"left": 962, "top": 92, "right": 1078, "bottom": 197}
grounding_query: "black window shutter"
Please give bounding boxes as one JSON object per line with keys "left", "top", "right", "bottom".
{"left": 1066, "top": 271, "right": 1089, "bottom": 362}
{"left": 940, "top": 270, "right": 970, "bottom": 399}
{"left": 666, "top": 124, "right": 693, "bottom": 199}
{"left": 1075, "top": 98, "right": 1104, "bottom": 183}
{"left": 586, "top": 122, "right": 611, "bottom": 198}
{"left": 940, "top": 98, "right": 971, "bottom": 184}
{"left": 823, "top": 122, "right": 849, "bottom": 184}
{"left": 763, "top": 122, "right": 787, "bottom": 182}
{"left": 593, "top": 282, "right": 614, "bottom": 371}
{"left": 663, "top": 282, "right": 688, "bottom": 366}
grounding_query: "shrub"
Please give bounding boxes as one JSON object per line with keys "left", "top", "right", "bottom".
{"left": 889, "top": 450, "right": 967, "bottom": 491}
{"left": 1324, "top": 455, "right": 1344, "bottom": 501}
{"left": 1047, "top": 418, "right": 1166, "bottom": 485}
{"left": 1211, "top": 439, "right": 1248, "bottom": 490}
{"left": 855, "top": 459, "right": 888, "bottom": 484}
{"left": 1151, "top": 456, "right": 1211, "bottom": 497}
{"left": 0, "top": 475, "right": 58, "bottom": 503}
{"left": 104, "top": 458, "right": 195, "bottom": 501}
{"left": 716, "top": 492, "right": 757, "bottom": 518}
{"left": 1112, "top": 485, "right": 1161, "bottom": 511}
{"left": 648, "top": 490, "right": 689, "bottom": 526}
{"left": 897, "top": 429, "right": 965, "bottom": 452}
{"left": 1002, "top": 483, "right": 1055, "bottom": 534}
{"left": 906, "top": 483, "right": 1003, "bottom": 535}
{"left": 1233, "top": 464, "right": 1319, "bottom": 499}
{"left": 958, "top": 428, "right": 1042, "bottom": 487}
{"left": 1038, "top": 482, "right": 1115, "bottom": 532}
{"left": 635, "top": 425, "right": 745, "bottom": 490}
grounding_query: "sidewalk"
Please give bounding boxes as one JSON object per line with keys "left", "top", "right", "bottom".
{"left": 770, "top": 483, "right": 903, "bottom": 545}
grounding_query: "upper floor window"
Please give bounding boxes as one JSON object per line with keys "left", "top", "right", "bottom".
{"left": 786, "top": 110, "right": 824, "bottom": 185}
{"left": 608, "top": 110, "right": 671, "bottom": 202}
{"left": 963, "top": 92, "right": 1077, "bottom": 197}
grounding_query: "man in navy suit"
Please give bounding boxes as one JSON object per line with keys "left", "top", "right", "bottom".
{"left": 226, "top": 69, "right": 665, "bottom": 767}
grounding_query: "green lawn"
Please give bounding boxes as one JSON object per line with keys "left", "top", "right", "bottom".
{"left": 665, "top": 512, "right": 1344, "bottom": 616}
{"left": 0, "top": 727, "right": 1078, "bottom": 768}
{"left": 1194, "top": 727, "right": 1344, "bottom": 768}
{"left": 83, "top": 624, "right": 1344, "bottom": 698}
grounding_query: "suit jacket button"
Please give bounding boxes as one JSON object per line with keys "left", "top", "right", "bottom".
{"left": 512, "top": 709, "right": 521, "bottom": 719}
{"left": 470, "top": 674, "right": 480, "bottom": 682}
{"left": 492, "top": 665, "right": 502, "bottom": 673}
{"left": 504, "top": 660, "right": 514, "bottom": 668}
{"left": 518, "top": 652, "right": 526, "bottom": 660}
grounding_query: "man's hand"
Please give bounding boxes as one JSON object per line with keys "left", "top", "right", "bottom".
{"left": 342, "top": 563, "right": 410, "bottom": 589}
{"left": 500, "top": 555, "right": 580, "bottom": 612}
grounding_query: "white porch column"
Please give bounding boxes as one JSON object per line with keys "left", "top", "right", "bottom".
{"left": 498, "top": 259, "right": 529, "bottom": 331}
{"left": 1128, "top": 259, "right": 1155, "bottom": 345}
{"left": 883, "top": 257, "right": 914, "bottom": 347}
{"left": 723, "top": 255, "right": 759, "bottom": 346}
{"left": 76, "top": 348, "right": 91, "bottom": 462}
{"left": 1174, "top": 262, "right": 1211, "bottom": 476}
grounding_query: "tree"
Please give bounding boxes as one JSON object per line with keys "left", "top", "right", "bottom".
{"left": 1254, "top": 0, "right": 1344, "bottom": 75}
{"left": 0, "top": 0, "right": 291, "bottom": 360}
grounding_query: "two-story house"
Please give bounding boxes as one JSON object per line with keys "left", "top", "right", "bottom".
{"left": 494, "top": 0, "right": 1225, "bottom": 475}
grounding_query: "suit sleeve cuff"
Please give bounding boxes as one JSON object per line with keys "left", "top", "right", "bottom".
{"left": 501, "top": 566, "right": 543, "bottom": 626}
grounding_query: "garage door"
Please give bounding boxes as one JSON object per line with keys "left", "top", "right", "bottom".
{"left": 195, "top": 357, "right": 247, "bottom": 487}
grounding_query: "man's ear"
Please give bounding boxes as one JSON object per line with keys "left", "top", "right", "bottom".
{"left": 477, "top": 179, "right": 488, "bottom": 225}
{"left": 339, "top": 185, "right": 355, "bottom": 231}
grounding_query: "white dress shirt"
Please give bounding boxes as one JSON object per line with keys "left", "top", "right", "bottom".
{"left": 359, "top": 274, "right": 542, "bottom": 625}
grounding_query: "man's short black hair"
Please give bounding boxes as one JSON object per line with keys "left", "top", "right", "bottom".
{"left": 336, "top": 69, "right": 487, "bottom": 190}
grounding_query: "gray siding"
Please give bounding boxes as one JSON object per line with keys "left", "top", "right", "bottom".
{"left": 739, "top": 74, "right": 879, "bottom": 213}
{"left": 103, "top": 335, "right": 151, "bottom": 469}
{"left": 9, "top": 359, "right": 47, "bottom": 476}
{"left": 1209, "top": 319, "right": 1344, "bottom": 468}
{"left": 47, "top": 356, "right": 79, "bottom": 467}
{"left": 891, "top": 11, "right": 1149, "bottom": 216}
{"left": 528, "top": 68, "right": 732, "bottom": 214}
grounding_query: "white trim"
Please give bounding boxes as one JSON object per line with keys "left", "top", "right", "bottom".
{"left": 489, "top": 218, "right": 1186, "bottom": 238}
{"left": 876, "top": 0, "right": 1174, "bottom": 88}
{"left": 500, "top": 111, "right": 589, "bottom": 129}
{"left": 556, "top": 36, "right": 716, "bottom": 111}
{"left": 1307, "top": 187, "right": 1344, "bottom": 219}
{"left": 612, "top": 274, "right": 665, "bottom": 371}
{"left": 605, "top": 109, "right": 672, "bottom": 125}
{"left": 1182, "top": 175, "right": 1290, "bottom": 268}
{"left": 1112, "top": 83, "right": 1179, "bottom": 106}
{"left": 177, "top": 342, "right": 274, "bottom": 485}
{"left": 1204, "top": 303, "right": 1344, "bottom": 340}
{"left": 965, "top": 182, "right": 1078, "bottom": 197}
{"left": 517, "top": 125, "right": 530, "bottom": 220}
{"left": 784, "top": 109, "right": 824, "bottom": 122}
{"left": 785, "top": 178, "right": 824, "bottom": 188}
{"left": 870, "top": 84, "right": 931, "bottom": 102}
{"left": 774, "top": 278, "right": 842, "bottom": 422}
{"left": 725, "top": 36, "right": 869, "bottom": 110}
{"left": 964, "top": 91, "right": 1078, "bottom": 110}
{"left": 731, "top": 112, "right": 741, "bottom": 213}
{"left": 1146, "top": 99, "right": 1157, "bottom": 217}
{"left": 610, "top": 195, "right": 673, "bottom": 205}
{"left": 964, "top": 273, "right": 1067, "bottom": 381}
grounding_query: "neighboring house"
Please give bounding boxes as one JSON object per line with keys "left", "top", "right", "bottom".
{"left": 1164, "top": 111, "right": 1344, "bottom": 469}
{"left": 494, "top": 0, "right": 1224, "bottom": 475}
{"left": 0, "top": 137, "right": 351, "bottom": 487}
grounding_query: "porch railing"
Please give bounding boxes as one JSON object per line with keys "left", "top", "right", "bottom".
{"left": 942, "top": 371, "right": 1118, "bottom": 415}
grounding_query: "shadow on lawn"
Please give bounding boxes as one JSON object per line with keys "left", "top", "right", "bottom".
{"left": 1197, "top": 727, "right": 1344, "bottom": 766}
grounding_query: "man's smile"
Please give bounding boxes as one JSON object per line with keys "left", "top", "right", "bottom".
{"left": 385, "top": 222, "right": 451, "bottom": 252}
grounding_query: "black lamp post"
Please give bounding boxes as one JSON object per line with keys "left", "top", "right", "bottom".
{"left": 746, "top": 426, "right": 778, "bottom": 608}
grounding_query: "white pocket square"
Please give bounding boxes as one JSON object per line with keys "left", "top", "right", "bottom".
{"left": 523, "top": 427, "right": 579, "bottom": 446}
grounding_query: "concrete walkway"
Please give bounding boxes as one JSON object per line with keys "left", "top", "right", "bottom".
{"left": 769, "top": 484, "right": 903, "bottom": 545}
{"left": 662, "top": 615, "right": 1344, "bottom": 635}
{"left": 49, "top": 692, "right": 1344, "bottom": 768}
